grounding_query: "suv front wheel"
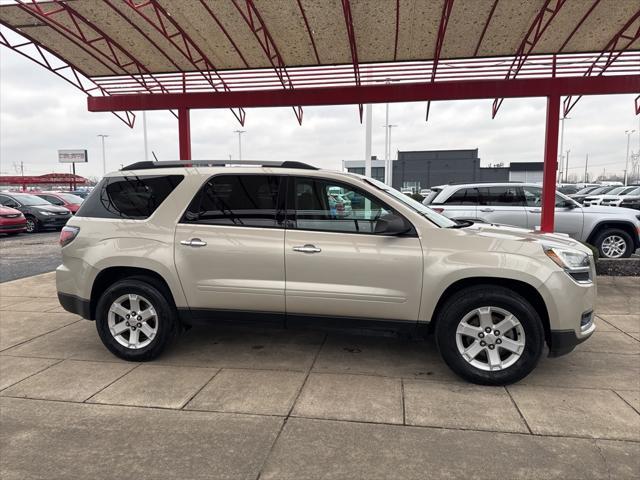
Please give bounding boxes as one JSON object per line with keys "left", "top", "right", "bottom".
{"left": 95, "top": 277, "right": 179, "bottom": 361}
{"left": 435, "top": 286, "right": 544, "bottom": 385}
{"left": 593, "top": 228, "right": 633, "bottom": 259}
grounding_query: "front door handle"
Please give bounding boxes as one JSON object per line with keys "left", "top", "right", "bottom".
{"left": 479, "top": 208, "right": 495, "bottom": 212}
{"left": 293, "top": 244, "right": 321, "bottom": 254}
{"left": 528, "top": 209, "right": 541, "bottom": 213}
{"left": 180, "top": 238, "right": 207, "bottom": 247}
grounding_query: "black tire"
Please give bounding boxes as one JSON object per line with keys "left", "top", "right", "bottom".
{"left": 5, "top": 232, "right": 21, "bottom": 236}
{"left": 95, "top": 276, "right": 179, "bottom": 361}
{"left": 25, "top": 216, "right": 39, "bottom": 233}
{"left": 593, "top": 228, "right": 633, "bottom": 259}
{"left": 435, "top": 285, "right": 545, "bottom": 385}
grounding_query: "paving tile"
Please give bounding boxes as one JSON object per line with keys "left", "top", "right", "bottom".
{"left": 0, "top": 272, "right": 57, "bottom": 298}
{"left": 575, "top": 331, "right": 639, "bottom": 355}
{"left": 1, "top": 359, "right": 135, "bottom": 402}
{"left": 292, "top": 373, "right": 403, "bottom": 424}
{"left": 0, "top": 397, "right": 282, "bottom": 480}
{"left": 521, "top": 351, "right": 640, "bottom": 391}
{"left": 0, "top": 311, "right": 79, "bottom": 351}
{"left": 3, "top": 321, "right": 126, "bottom": 362}
{"left": 0, "top": 356, "right": 60, "bottom": 391}
{"left": 313, "top": 334, "right": 459, "bottom": 382}
{"left": 1, "top": 298, "right": 62, "bottom": 313}
{"left": 186, "top": 368, "right": 305, "bottom": 415}
{"left": 0, "top": 296, "right": 31, "bottom": 309}
{"left": 260, "top": 417, "right": 611, "bottom": 480}
{"left": 508, "top": 386, "right": 640, "bottom": 441}
{"left": 595, "top": 440, "right": 640, "bottom": 480}
{"left": 403, "top": 381, "right": 528, "bottom": 433}
{"left": 593, "top": 316, "right": 619, "bottom": 331}
{"left": 89, "top": 364, "right": 217, "bottom": 409}
{"left": 615, "top": 390, "right": 640, "bottom": 413}
{"left": 597, "top": 314, "right": 640, "bottom": 334}
{"left": 158, "top": 325, "right": 324, "bottom": 370}
{"left": 596, "top": 294, "right": 640, "bottom": 315}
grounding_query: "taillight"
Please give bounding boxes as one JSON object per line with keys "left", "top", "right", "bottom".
{"left": 59, "top": 226, "right": 80, "bottom": 247}
{"left": 431, "top": 207, "right": 445, "bottom": 213}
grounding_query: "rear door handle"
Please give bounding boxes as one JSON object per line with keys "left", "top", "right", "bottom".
{"left": 479, "top": 208, "right": 495, "bottom": 212}
{"left": 293, "top": 244, "right": 321, "bottom": 254}
{"left": 180, "top": 238, "right": 207, "bottom": 247}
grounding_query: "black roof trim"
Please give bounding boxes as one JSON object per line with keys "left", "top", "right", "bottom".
{"left": 121, "top": 160, "right": 319, "bottom": 171}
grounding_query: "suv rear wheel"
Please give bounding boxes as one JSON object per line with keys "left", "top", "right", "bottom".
{"left": 95, "top": 277, "right": 179, "bottom": 361}
{"left": 593, "top": 228, "right": 633, "bottom": 259}
{"left": 435, "top": 286, "right": 544, "bottom": 385}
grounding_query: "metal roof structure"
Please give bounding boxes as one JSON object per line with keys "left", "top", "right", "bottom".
{"left": 0, "top": 0, "right": 639, "bottom": 232}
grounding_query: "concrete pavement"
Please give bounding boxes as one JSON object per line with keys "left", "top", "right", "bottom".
{"left": 1, "top": 272, "right": 639, "bottom": 479}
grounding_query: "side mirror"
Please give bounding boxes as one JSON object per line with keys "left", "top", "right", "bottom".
{"left": 562, "top": 201, "right": 577, "bottom": 209}
{"left": 375, "top": 213, "right": 411, "bottom": 235}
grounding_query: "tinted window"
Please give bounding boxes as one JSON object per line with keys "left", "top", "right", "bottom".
{"left": 7, "top": 194, "right": 49, "bottom": 206}
{"left": 76, "top": 175, "right": 183, "bottom": 219}
{"left": 290, "top": 177, "right": 393, "bottom": 233}
{"left": 444, "top": 188, "right": 479, "bottom": 205}
{"left": 479, "top": 187, "right": 525, "bottom": 206}
{"left": 523, "top": 186, "right": 570, "bottom": 208}
{"left": 182, "top": 175, "right": 282, "bottom": 228}
{"left": 38, "top": 194, "right": 64, "bottom": 206}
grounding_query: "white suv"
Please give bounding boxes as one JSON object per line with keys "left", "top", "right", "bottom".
{"left": 57, "top": 161, "right": 596, "bottom": 385}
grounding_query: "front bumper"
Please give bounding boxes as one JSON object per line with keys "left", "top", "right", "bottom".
{"left": 548, "top": 315, "right": 596, "bottom": 357}
{"left": 40, "top": 215, "right": 70, "bottom": 228}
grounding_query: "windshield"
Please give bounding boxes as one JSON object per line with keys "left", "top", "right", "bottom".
{"left": 57, "top": 193, "right": 84, "bottom": 203}
{"left": 13, "top": 194, "right": 50, "bottom": 206}
{"left": 625, "top": 187, "right": 640, "bottom": 196}
{"left": 575, "top": 186, "right": 597, "bottom": 195}
{"left": 589, "top": 186, "right": 615, "bottom": 195}
{"left": 362, "top": 177, "right": 457, "bottom": 228}
{"left": 607, "top": 186, "right": 627, "bottom": 195}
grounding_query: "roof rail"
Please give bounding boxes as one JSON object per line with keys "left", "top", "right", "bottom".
{"left": 446, "top": 181, "right": 525, "bottom": 185}
{"left": 120, "top": 160, "right": 319, "bottom": 171}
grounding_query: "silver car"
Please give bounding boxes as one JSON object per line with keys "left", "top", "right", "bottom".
{"left": 425, "top": 183, "right": 640, "bottom": 258}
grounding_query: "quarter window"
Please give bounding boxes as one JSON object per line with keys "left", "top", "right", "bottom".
{"left": 182, "top": 175, "right": 282, "bottom": 228}
{"left": 290, "top": 177, "right": 392, "bottom": 234}
{"left": 523, "top": 186, "right": 568, "bottom": 208}
{"left": 444, "top": 188, "right": 479, "bottom": 205}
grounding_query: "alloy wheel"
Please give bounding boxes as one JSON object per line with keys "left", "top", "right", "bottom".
{"left": 455, "top": 306, "right": 526, "bottom": 372}
{"left": 600, "top": 235, "right": 627, "bottom": 258}
{"left": 25, "top": 218, "right": 35, "bottom": 233}
{"left": 108, "top": 294, "right": 158, "bottom": 349}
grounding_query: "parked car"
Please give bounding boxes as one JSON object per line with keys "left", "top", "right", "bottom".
{"left": 0, "top": 192, "right": 71, "bottom": 233}
{"left": 57, "top": 160, "right": 596, "bottom": 385}
{"left": 570, "top": 185, "right": 617, "bottom": 204}
{"left": 557, "top": 184, "right": 579, "bottom": 195}
{"left": 425, "top": 182, "right": 640, "bottom": 258}
{"left": 34, "top": 191, "right": 84, "bottom": 214}
{"left": 599, "top": 186, "right": 640, "bottom": 207}
{"left": 615, "top": 193, "right": 640, "bottom": 211}
{"left": 582, "top": 185, "right": 639, "bottom": 206}
{"left": 68, "top": 190, "right": 91, "bottom": 199}
{"left": 0, "top": 206, "right": 27, "bottom": 235}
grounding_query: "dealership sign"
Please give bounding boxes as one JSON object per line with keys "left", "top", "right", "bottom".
{"left": 58, "top": 149, "right": 88, "bottom": 163}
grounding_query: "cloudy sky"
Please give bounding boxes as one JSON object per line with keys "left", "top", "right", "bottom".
{"left": 1, "top": 44, "right": 638, "bottom": 181}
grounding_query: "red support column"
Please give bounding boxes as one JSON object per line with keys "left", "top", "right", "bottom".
{"left": 541, "top": 95, "right": 560, "bottom": 233}
{"left": 178, "top": 108, "right": 191, "bottom": 160}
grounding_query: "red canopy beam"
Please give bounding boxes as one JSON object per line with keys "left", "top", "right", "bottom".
{"left": 426, "top": 0, "right": 455, "bottom": 121}
{"left": 563, "top": 7, "right": 640, "bottom": 116}
{"left": 123, "top": 0, "right": 245, "bottom": 125}
{"left": 231, "top": 0, "right": 303, "bottom": 124}
{"left": 541, "top": 95, "right": 560, "bottom": 233}
{"left": 474, "top": 0, "right": 499, "bottom": 57}
{"left": 341, "top": 0, "right": 363, "bottom": 122}
{"left": 492, "top": 0, "right": 567, "bottom": 117}
{"left": 296, "top": 0, "right": 321, "bottom": 64}
{"left": 88, "top": 74, "right": 640, "bottom": 112}
{"left": 0, "top": 22, "right": 135, "bottom": 128}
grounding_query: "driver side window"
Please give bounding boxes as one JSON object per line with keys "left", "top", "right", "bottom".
{"left": 0, "top": 195, "right": 18, "bottom": 208}
{"left": 523, "top": 186, "right": 566, "bottom": 208}
{"left": 290, "top": 178, "right": 391, "bottom": 233}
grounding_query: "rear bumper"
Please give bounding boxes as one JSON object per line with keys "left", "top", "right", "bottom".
{"left": 58, "top": 292, "right": 91, "bottom": 319}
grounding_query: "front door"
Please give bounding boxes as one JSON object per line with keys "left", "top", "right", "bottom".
{"left": 284, "top": 176, "right": 423, "bottom": 322}
{"left": 174, "top": 174, "right": 286, "bottom": 318}
{"left": 523, "top": 186, "right": 584, "bottom": 238}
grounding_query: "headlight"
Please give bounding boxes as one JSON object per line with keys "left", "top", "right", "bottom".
{"left": 40, "top": 211, "right": 54, "bottom": 216}
{"left": 543, "top": 246, "right": 592, "bottom": 283}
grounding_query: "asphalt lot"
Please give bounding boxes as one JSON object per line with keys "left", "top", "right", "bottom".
{"left": 0, "top": 272, "right": 638, "bottom": 479}
{"left": 0, "top": 232, "right": 61, "bottom": 283}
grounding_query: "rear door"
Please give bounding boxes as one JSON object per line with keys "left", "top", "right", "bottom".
{"left": 523, "top": 186, "right": 584, "bottom": 237}
{"left": 284, "top": 176, "right": 423, "bottom": 322}
{"left": 174, "top": 174, "right": 286, "bottom": 319}
{"left": 476, "top": 186, "right": 527, "bottom": 227}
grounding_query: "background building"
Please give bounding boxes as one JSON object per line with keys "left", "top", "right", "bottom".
{"left": 344, "top": 149, "right": 543, "bottom": 191}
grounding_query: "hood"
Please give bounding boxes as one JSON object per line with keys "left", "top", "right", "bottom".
{"left": 581, "top": 204, "right": 640, "bottom": 217}
{"left": 0, "top": 206, "right": 22, "bottom": 216}
{"left": 464, "top": 222, "right": 591, "bottom": 253}
{"left": 33, "top": 204, "right": 70, "bottom": 214}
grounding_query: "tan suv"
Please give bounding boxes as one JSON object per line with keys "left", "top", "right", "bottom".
{"left": 56, "top": 161, "right": 596, "bottom": 385}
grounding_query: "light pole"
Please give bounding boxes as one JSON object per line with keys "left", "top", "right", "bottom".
{"left": 388, "top": 124, "right": 398, "bottom": 187}
{"left": 558, "top": 116, "right": 570, "bottom": 183}
{"left": 584, "top": 154, "right": 589, "bottom": 183}
{"left": 97, "top": 134, "right": 109, "bottom": 176}
{"left": 233, "top": 130, "right": 246, "bottom": 160}
{"left": 142, "top": 111, "right": 149, "bottom": 162}
{"left": 564, "top": 149, "right": 570, "bottom": 183}
{"left": 624, "top": 129, "right": 636, "bottom": 185}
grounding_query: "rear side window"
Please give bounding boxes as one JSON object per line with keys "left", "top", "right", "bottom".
{"left": 443, "top": 188, "right": 479, "bottom": 205}
{"left": 479, "top": 187, "right": 525, "bottom": 206}
{"left": 76, "top": 175, "right": 184, "bottom": 219}
{"left": 181, "top": 175, "right": 283, "bottom": 228}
